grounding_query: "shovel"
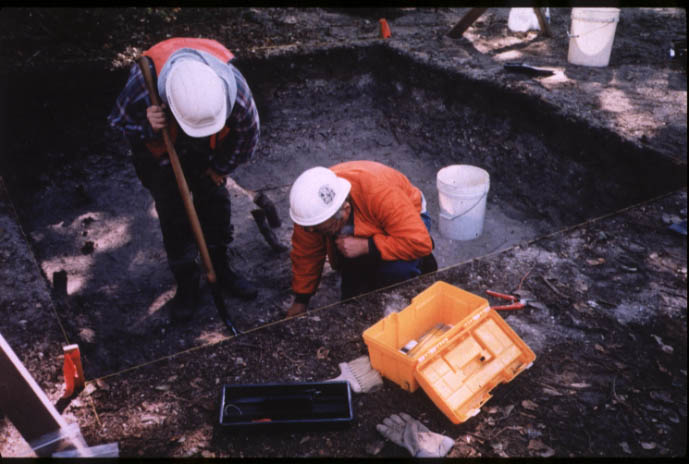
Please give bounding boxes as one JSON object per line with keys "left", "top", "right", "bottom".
{"left": 137, "top": 56, "right": 239, "bottom": 336}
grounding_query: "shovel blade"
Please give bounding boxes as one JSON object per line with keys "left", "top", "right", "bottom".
{"left": 210, "top": 283, "right": 239, "bottom": 336}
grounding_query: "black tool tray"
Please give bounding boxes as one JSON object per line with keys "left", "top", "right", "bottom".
{"left": 219, "top": 381, "right": 353, "bottom": 430}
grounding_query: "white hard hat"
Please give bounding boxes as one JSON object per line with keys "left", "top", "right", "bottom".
{"left": 289, "top": 167, "right": 351, "bottom": 226}
{"left": 165, "top": 60, "right": 227, "bottom": 137}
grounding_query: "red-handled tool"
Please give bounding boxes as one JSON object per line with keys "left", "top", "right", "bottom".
{"left": 486, "top": 290, "right": 528, "bottom": 311}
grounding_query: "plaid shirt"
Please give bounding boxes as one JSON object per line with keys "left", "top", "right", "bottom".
{"left": 108, "top": 58, "right": 260, "bottom": 175}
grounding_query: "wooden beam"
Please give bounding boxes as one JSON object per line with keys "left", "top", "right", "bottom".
{"left": 0, "top": 332, "right": 86, "bottom": 456}
{"left": 447, "top": 8, "right": 488, "bottom": 38}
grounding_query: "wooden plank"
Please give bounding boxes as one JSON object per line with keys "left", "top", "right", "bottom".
{"left": 447, "top": 8, "right": 488, "bottom": 38}
{"left": 0, "top": 332, "right": 86, "bottom": 456}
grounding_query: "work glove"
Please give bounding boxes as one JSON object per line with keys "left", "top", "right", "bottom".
{"left": 376, "top": 412, "right": 454, "bottom": 458}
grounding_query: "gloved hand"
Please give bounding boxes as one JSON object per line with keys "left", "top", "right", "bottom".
{"left": 376, "top": 412, "right": 454, "bottom": 458}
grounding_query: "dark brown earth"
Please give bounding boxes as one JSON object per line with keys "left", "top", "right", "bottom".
{"left": 0, "top": 7, "right": 686, "bottom": 458}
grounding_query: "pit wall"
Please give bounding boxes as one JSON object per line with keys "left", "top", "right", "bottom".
{"left": 237, "top": 44, "right": 685, "bottom": 225}
{"left": 2, "top": 43, "right": 686, "bottom": 226}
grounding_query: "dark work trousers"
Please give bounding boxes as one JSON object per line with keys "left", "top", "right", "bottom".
{"left": 131, "top": 142, "right": 233, "bottom": 283}
{"left": 340, "top": 213, "right": 432, "bottom": 300}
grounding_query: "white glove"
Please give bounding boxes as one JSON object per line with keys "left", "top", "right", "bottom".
{"left": 376, "top": 412, "right": 454, "bottom": 458}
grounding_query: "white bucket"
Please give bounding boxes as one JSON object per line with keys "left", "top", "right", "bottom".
{"left": 508, "top": 8, "right": 541, "bottom": 33}
{"left": 567, "top": 8, "right": 620, "bottom": 67}
{"left": 436, "top": 165, "right": 490, "bottom": 241}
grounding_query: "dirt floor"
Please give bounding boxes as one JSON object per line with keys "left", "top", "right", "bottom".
{"left": 0, "top": 7, "right": 686, "bottom": 458}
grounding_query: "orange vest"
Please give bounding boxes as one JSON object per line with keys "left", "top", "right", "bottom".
{"left": 142, "top": 38, "right": 234, "bottom": 156}
{"left": 290, "top": 161, "right": 433, "bottom": 295}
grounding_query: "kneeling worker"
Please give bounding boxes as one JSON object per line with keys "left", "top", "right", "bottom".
{"left": 286, "top": 160, "right": 438, "bottom": 317}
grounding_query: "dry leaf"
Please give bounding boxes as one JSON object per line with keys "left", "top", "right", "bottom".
{"left": 95, "top": 378, "right": 110, "bottom": 391}
{"left": 316, "top": 346, "right": 330, "bottom": 359}
{"left": 78, "top": 327, "right": 97, "bottom": 343}
{"left": 569, "top": 382, "right": 591, "bottom": 389}
{"left": 155, "top": 384, "right": 170, "bottom": 391}
{"left": 540, "top": 447, "right": 555, "bottom": 458}
{"left": 543, "top": 387, "right": 563, "bottom": 396}
{"left": 640, "top": 442, "right": 656, "bottom": 450}
{"left": 190, "top": 377, "right": 203, "bottom": 388}
{"left": 83, "top": 383, "right": 97, "bottom": 396}
{"left": 620, "top": 442, "right": 632, "bottom": 454}
{"left": 528, "top": 439, "right": 545, "bottom": 450}
{"left": 586, "top": 257, "right": 605, "bottom": 266}
{"left": 594, "top": 344, "right": 606, "bottom": 353}
{"left": 522, "top": 399, "right": 538, "bottom": 411}
{"left": 365, "top": 440, "right": 384, "bottom": 456}
{"left": 141, "top": 413, "right": 162, "bottom": 424}
{"left": 573, "top": 302, "right": 589, "bottom": 313}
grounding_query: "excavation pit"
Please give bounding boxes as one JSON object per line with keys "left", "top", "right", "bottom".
{"left": 2, "top": 45, "right": 685, "bottom": 380}
{"left": 0, "top": 8, "right": 686, "bottom": 459}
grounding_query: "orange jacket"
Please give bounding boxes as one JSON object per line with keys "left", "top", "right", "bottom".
{"left": 142, "top": 38, "right": 233, "bottom": 156}
{"left": 291, "top": 160, "right": 433, "bottom": 295}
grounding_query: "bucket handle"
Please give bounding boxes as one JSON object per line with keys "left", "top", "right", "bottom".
{"left": 568, "top": 16, "right": 618, "bottom": 39}
{"left": 439, "top": 190, "right": 488, "bottom": 220}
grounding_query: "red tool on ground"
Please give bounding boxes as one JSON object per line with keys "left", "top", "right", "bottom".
{"left": 486, "top": 290, "right": 532, "bottom": 311}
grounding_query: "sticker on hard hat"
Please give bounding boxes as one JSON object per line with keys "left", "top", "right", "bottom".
{"left": 319, "top": 185, "right": 336, "bottom": 205}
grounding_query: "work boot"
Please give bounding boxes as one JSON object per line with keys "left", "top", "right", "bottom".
{"left": 211, "top": 249, "right": 258, "bottom": 300}
{"left": 251, "top": 209, "right": 288, "bottom": 252}
{"left": 170, "top": 265, "right": 200, "bottom": 323}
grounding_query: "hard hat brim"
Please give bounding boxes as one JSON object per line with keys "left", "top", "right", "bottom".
{"left": 168, "top": 98, "right": 227, "bottom": 138}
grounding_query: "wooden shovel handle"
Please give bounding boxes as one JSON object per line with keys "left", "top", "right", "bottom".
{"left": 137, "top": 56, "right": 217, "bottom": 284}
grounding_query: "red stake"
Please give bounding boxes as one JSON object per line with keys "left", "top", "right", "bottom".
{"left": 379, "top": 18, "right": 391, "bottom": 39}
{"left": 62, "top": 344, "right": 85, "bottom": 398}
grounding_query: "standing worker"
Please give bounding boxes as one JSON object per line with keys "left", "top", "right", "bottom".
{"left": 108, "top": 38, "right": 259, "bottom": 323}
{"left": 286, "top": 160, "right": 438, "bottom": 317}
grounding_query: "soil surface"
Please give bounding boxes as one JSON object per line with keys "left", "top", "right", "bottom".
{"left": 1, "top": 7, "right": 686, "bottom": 458}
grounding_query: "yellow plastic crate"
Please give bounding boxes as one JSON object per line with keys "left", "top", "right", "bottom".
{"left": 363, "top": 281, "right": 536, "bottom": 424}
